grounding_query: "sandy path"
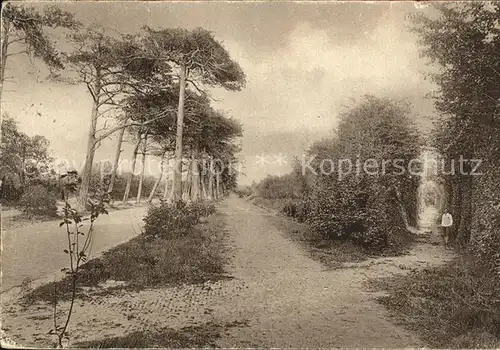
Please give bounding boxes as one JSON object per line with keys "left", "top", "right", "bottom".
{"left": 1, "top": 196, "right": 455, "bottom": 348}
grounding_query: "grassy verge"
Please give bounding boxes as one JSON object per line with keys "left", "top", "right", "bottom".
{"left": 74, "top": 320, "right": 248, "bottom": 348}
{"left": 264, "top": 212, "right": 371, "bottom": 269}
{"left": 23, "top": 212, "right": 230, "bottom": 304}
{"left": 370, "top": 256, "right": 500, "bottom": 348}
{"left": 251, "top": 196, "right": 413, "bottom": 268}
{"left": 251, "top": 197, "right": 371, "bottom": 268}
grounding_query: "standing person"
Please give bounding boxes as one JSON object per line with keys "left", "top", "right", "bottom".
{"left": 441, "top": 208, "right": 453, "bottom": 245}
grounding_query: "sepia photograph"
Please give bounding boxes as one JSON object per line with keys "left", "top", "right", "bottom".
{"left": 1, "top": 0, "right": 499, "bottom": 348}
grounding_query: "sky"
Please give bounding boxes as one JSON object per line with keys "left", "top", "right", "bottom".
{"left": 2, "top": 1, "right": 438, "bottom": 185}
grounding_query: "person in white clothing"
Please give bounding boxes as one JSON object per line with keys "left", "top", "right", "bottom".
{"left": 441, "top": 208, "right": 453, "bottom": 245}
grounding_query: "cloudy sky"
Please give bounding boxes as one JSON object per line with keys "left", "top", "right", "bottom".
{"left": 3, "top": 1, "right": 438, "bottom": 185}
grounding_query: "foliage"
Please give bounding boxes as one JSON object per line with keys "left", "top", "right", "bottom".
{"left": 25, "top": 212, "right": 227, "bottom": 303}
{"left": 139, "top": 26, "right": 246, "bottom": 201}
{"left": 17, "top": 184, "right": 58, "bottom": 218}
{"left": 252, "top": 96, "right": 420, "bottom": 250}
{"left": 281, "top": 198, "right": 312, "bottom": 223}
{"left": 307, "top": 96, "right": 421, "bottom": 249}
{"left": 50, "top": 196, "right": 108, "bottom": 347}
{"left": 412, "top": 3, "right": 500, "bottom": 272}
{"left": 0, "top": 115, "right": 53, "bottom": 202}
{"left": 256, "top": 174, "right": 298, "bottom": 199}
{"left": 143, "top": 200, "right": 216, "bottom": 239}
{"left": 141, "top": 27, "right": 246, "bottom": 91}
{"left": 1, "top": 3, "right": 79, "bottom": 74}
{"left": 234, "top": 185, "right": 253, "bottom": 198}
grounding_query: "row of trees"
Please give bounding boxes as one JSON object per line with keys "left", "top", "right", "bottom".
{"left": 413, "top": 3, "right": 500, "bottom": 276}
{"left": 1, "top": 3, "right": 246, "bottom": 208}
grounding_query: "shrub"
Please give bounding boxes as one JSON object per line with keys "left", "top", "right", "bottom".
{"left": 143, "top": 201, "right": 216, "bottom": 239}
{"left": 18, "top": 184, "right": 58, "bottom": 218}
{"left": 188, "top": 200, "right": 217, "bottom": 218}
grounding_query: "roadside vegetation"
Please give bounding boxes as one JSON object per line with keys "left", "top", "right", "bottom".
{"left": 265, "top": 214, "right": 372, "bottom": 269}
{"left": 251, "top": 95, "right": 420, "bottom": 260}
{"left": 23, "top": 201, "right": 227, "bottom": 304}
{"left": 370, "top": 3, "right": 500, "bottom": 348}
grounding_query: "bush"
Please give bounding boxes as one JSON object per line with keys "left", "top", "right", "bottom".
{"left": 18, "top": 184, "right": 58, "bottom": 218}
{"left": 143, "top": 201, "right": 216, "bottom": 238}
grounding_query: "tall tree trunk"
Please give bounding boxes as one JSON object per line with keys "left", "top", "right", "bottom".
{"left": 173, "top": 65, "right": 187, "bottom": 202}
{"left": 184, "top": 154, "right": 193, "bottom": 200}
{"left": 200, "top": 158, "right": 207, "bottom": 200}
{"left": 108, "top": 126, "right": 126, "bottom": 194}
{"left": 191, "top": 150, "right": 200, "bottom": 201}
{"left": 207, "top": 157, "right": 214, "bottom": 200}
{"left": 122, "top": 132, "right": 141, "bottom": 203}
{"left": 163, "top": 155, "right": 171, "bottom": 201}
{"left": 0, "top": 20, "right": 10, "bottom": 102}
{"left": 215, "top": 162, "right": 221, "bottom": 199}
{"left": 148, "top": 153, "right": 166, "bottom": 204}
{"left": 78, "top": 101, "right": 99, "bottom": 210}
{"left": 136, "top": 134, "right": 148, "bottom": 203}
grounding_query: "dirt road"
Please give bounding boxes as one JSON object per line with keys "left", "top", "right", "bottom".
{"left": 1, "top": 206, "right": 147, "bottom": 292}
{"left": 1, "top": 196, "right": 455, "bottom": 347}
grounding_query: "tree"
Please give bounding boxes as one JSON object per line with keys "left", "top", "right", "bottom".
{"left": 61, "top": 27, "right": 171, "bottom": 209}
{"left": 120, "top": 88, "right": 178, "bottom": 203}
{"left": 307, "top": 96, "right": 421, "bottom": 249}
{"left": 107, "top": 124, "right": 126, "bottom": 195}
{"left": 1, "top": 3, "right": 78, "bottom": 99}
{"left": 412, "top": 3, "right": 500, "bottom": 266}
{"left": 121, "top": 130, "right": 143, "bottom": 203}
{"left": 141, "top": 27, "right": 246, "bottom": 201}
{"left": 0, "top": 115, "right": 52, "bottom": 201}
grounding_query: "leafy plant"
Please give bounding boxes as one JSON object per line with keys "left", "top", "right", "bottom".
{"left": 49, "top": 195, "right": 108, "bottom": 347}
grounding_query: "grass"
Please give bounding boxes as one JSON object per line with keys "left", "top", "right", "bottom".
{"left": 23, "top": 212, "right": 230, "bottom": 304}
{"left": 74, "top": 320, "right": 248, "bottom": 348}
{"left": 370, "top": 256, "right": 500, "bottom": 348}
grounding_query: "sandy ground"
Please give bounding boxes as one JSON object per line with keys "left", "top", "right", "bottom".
{"left": 1, "top": 196, "right": 455, "bottom": 348}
